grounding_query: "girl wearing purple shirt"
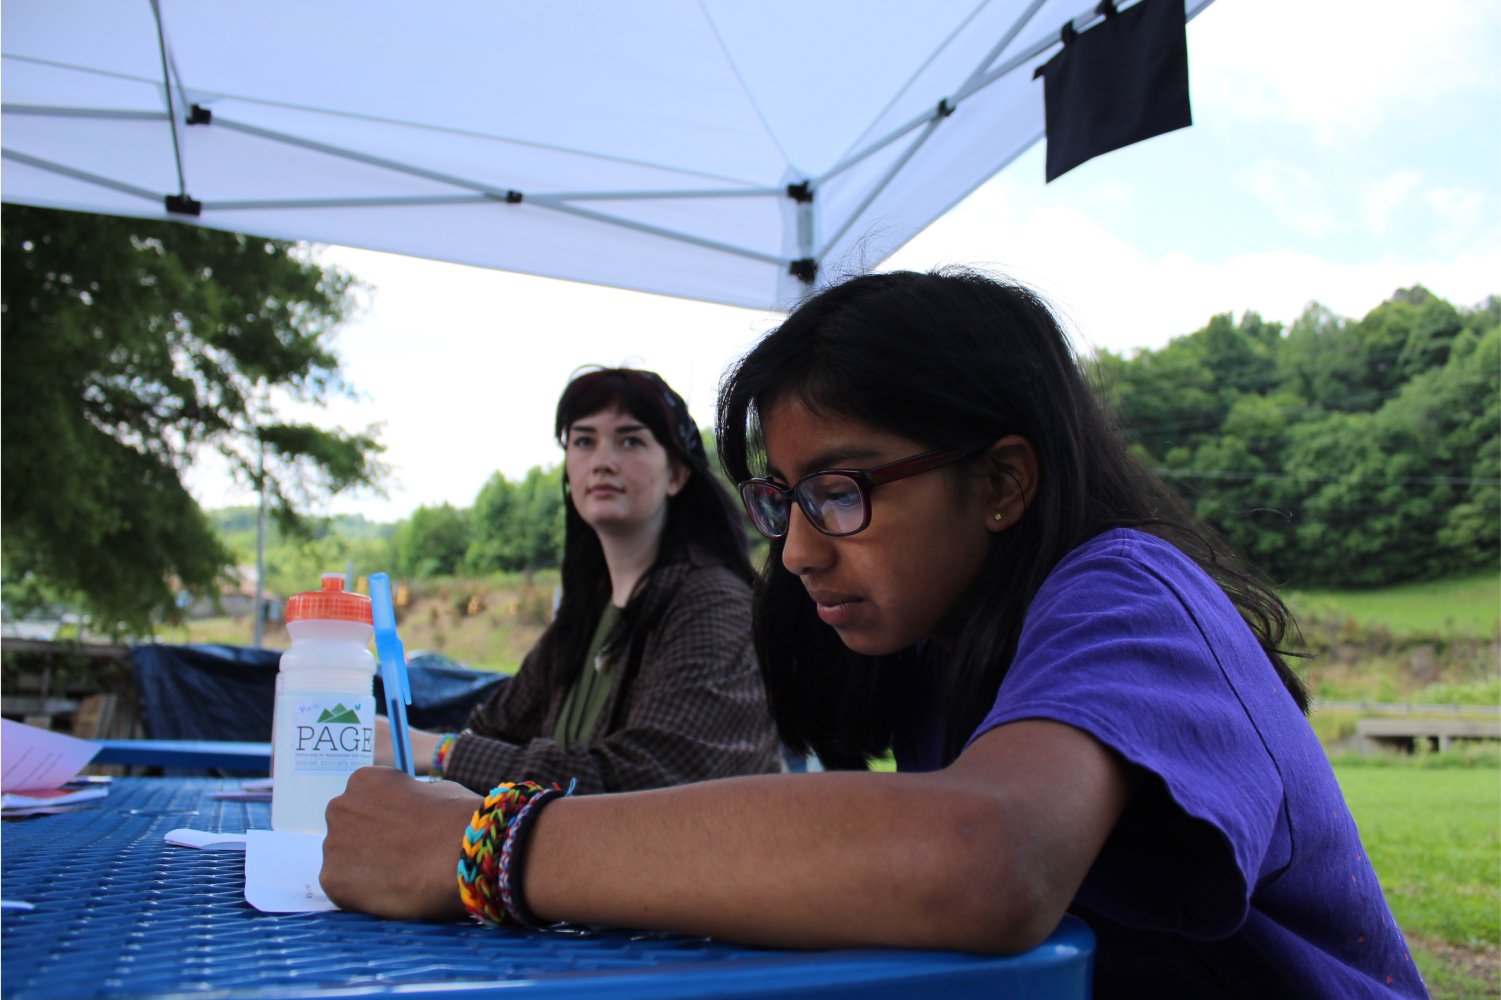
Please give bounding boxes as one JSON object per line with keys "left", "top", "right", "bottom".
{"left": 323, "top": 269, "right": 1426, "bottom": 999}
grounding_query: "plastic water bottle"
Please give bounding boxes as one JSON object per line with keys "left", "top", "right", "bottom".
{"left": 271, "top": 573, "right": 377, "bottom": 833}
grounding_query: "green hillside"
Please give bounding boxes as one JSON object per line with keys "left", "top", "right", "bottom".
{"left": 1290, "top": 573, "right": 1500, "bottom": 637}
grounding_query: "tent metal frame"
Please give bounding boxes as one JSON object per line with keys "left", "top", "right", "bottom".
{"left": 1, "top": 0, "right": 1214, "bottom": 283}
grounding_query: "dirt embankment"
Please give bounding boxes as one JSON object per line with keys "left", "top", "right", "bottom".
{"left": 169, "top": 572, "right": 561, "bottom": 673}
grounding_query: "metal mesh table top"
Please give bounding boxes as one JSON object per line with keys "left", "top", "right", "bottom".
{"left": 1, "top": 778, "right": 1092, "bottom": 1000}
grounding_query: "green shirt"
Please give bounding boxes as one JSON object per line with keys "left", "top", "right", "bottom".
{"left": 552, "top": 603, "right": 622, "bottom": 746}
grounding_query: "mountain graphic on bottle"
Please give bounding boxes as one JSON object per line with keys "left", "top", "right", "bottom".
{"left": 316, "top": 703, "right": 362, "bottom": 724}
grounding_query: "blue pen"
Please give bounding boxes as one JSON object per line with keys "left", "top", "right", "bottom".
{"left": 368, "top": 573, "right": 415, "bottom": 776}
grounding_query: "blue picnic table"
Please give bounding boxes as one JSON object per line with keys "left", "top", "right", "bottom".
{"left": 0, "top": 778, "right": 1095, "bottom": 999}
{"left": 90, "top": 739, "right": 272, "bottom": 771}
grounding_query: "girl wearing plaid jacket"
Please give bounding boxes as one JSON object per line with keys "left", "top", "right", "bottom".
{"left": 375, "top": 367, "right": 780, "bottom": 792}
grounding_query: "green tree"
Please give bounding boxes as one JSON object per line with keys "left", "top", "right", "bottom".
{"left": 1278, "top": 316, "right": 1499, "bottom": 585}
{"left": 208, "top": 507, "right": 398, "bottom": 599}
{"left": 1, "top": 205, "right": 384, "bottom": 632}
{"left": 1095, "top": 288, "right": 1498, "bottom": 588}
{"left": 1277, "top": 288, "right": 1461, "bottom": 413}
{"left": 467, "top": 465, "right": 566, "bottom": 573}
{"left": 1094, "top": 310, "right": 1283, "bottom": 463}
{"left": 397, "top": 503, "right": 472, "bottom": 579}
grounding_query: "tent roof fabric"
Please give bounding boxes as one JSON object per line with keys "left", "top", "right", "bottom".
{"left": 1, "top": 0, "right": 1211, "bottom": 311}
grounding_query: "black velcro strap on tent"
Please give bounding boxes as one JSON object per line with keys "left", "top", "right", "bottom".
{"left": 1038, "top": 0, "right": 1192, "bottom": 182}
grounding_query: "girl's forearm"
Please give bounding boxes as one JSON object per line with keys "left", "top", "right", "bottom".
{"left": 522, "top": 720, "right": 1126, "bottom": 954}
{"left": 525, "top": 771, "right": 1031, "bottom": 952}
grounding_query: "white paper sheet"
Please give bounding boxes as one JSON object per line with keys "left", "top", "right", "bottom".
{"left": 164, "top": 828, "right": 249, "bottom": 851}
{"left": 0, "top": 719, "right": 100, "bottom": 793}
{"left": 1, "top": 802, "right": 105, "bottom": 817}
{"left": 2, "top": 786, "right": 108, "bottom": 808}
{"left": 243, "top": 830, "right": 339, "bottom": 913}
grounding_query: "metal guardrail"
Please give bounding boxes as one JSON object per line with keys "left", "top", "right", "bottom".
{"left": 0, "top": 636, "right": 131, "bottom": 658}
{"left": 1313, "top": 700, "right": 1501, "bottom": 716}
{"left": 1, "top": 696, "right": 81, "bottom": 715}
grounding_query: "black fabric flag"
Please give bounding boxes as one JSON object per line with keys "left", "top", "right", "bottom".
{"left": 1039, "top": 0, "right": 1192, "bottom": 182}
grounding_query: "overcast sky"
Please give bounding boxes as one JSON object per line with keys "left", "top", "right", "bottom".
{"left": 186, "top": 0, "right": 1501, "bottom": 523}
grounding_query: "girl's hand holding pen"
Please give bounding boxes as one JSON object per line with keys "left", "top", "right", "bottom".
{"left": 321, "top": 766, "right": 478, "bottom": 920}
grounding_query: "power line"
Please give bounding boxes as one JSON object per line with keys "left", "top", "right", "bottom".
{"left": 1231, "top": 501, "right": 1498, "bottom": 514}
{"left": 1152, "top": 469, "right": 1501, "bottom": 487}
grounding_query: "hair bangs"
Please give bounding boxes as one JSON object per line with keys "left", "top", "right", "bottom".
{"left": 555, "top": 368, "right": 679, "bottom": 465}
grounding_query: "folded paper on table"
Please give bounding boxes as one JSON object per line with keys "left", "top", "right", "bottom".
{"left": 1, "top": 719, "right": 100, "bottom": 793}
{"left": 215, "top": 777, "right": 274, "bottom": 799}
{"left": 2, "top": 803, "right": 105, "bottom": 817}
{"left": 164, "top": 828, "right": 249, "bottom": 851}
{"left": 2, "top": 787, "right": 109, "bottom": 808}
{"left": 243, "top": 830, "right": 338, "bottom": 913}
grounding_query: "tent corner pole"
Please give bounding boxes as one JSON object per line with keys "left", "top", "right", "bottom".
{"left": 252, "top": 436, "right": 267, "bottom": 649}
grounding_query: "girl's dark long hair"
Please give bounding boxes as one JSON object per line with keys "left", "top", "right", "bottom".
{"left": 717, "top": 269, "right": 1307, "bottom": 769}
{"left": 536, "top": 368, "right": 753, "bottom": 700}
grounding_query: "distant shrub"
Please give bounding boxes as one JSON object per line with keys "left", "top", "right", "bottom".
{"left": 1411, "top": 678, "right": 1501, "bottom": 706}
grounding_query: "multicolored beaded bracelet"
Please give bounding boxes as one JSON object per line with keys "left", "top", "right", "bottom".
{"left": 431, "top": 733, "right": 457, "bottom": 777}
{"left": 456, "top": 779, "right": 575, "bottom": 928}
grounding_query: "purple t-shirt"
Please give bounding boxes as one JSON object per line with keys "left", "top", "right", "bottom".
{"left": 893, "top": 529, "right": 1427, "bottom": 1000}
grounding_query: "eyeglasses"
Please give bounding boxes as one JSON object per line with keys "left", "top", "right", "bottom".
{"left": 739, "top": 449, "right": 969, "bottom": 539}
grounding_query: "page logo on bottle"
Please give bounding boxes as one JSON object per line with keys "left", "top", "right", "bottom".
{"left": 292, "top": 698, "right": 374, "bottom": 770}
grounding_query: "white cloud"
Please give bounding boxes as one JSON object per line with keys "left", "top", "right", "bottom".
{"left": 1361, "top": 169, "right": 1423, "bottom": 235}
{"left": 1082, "top": 178, "right": 1136, "bottom": 211}
{"left": 186, "top": 248, "right": 778, "bottom": 521}
{"left": 882, "top": 176, "right": 1501, "bottom": 357}
{"left": 1424, "top": 184, "right": 1497, "bottom": 249}
{"left": 1189, "top": 0, "right": 1501, "bottom": 145}
{"left": 1235, "top": 158, "right": 1336, "bottom": 237}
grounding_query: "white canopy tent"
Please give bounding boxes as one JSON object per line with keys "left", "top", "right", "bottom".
{"left": 2, "top": 0, "right": 1211, "bottom": 311}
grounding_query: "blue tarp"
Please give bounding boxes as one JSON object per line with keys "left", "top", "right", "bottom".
{"left": 372, "top": 652, "right": 508, "bottom": 732}
{"left": 131, "top": 644, "right": 279, "bottom": 744}
{"left": 130, "top": 644, "right": 506, "bottom": 746}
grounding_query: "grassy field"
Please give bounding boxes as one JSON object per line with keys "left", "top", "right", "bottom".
{"left": 1338, "top": 765, "right": 1501, "bottom": 998}
{"left": 1290, "top": 572, "right": 1501, "bottom": 637}
{"left": 1285, "top": 570, "right": 1500, "bottom": 705}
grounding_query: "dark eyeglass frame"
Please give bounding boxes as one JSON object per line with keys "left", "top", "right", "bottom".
{"left": 738, "top": 448, "right": 970, "bottom": 539}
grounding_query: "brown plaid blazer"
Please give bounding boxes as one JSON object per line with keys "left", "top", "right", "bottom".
{"left": 442, "top": 551, "right": 780, "bottom": 795}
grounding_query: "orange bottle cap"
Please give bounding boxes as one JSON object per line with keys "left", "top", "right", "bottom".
{"left": 285, "top": 573, "right": 374, "bottom": 624}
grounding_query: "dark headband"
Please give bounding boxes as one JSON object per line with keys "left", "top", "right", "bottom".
{"left": 635, "top": 370, "right": 708, "bottom": 470}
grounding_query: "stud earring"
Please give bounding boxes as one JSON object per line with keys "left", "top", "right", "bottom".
{"left": 993, "top": 513, "right": 1002, "bottom": 520}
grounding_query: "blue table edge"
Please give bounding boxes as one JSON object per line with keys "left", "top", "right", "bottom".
{"left": 90, "top": 739, "right": 272, "bottom": 770}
